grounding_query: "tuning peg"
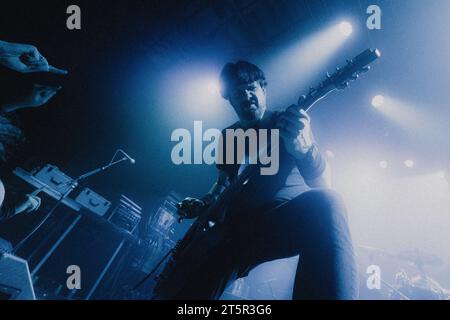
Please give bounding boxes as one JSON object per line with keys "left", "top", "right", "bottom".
{"left": 337, "top": 81, "right": 349, "bottom": 90}
{"left": 346, "top": 59, "right": 353, "bottom": 64}
{"left": 361, "top": 66, "right": 371, "bottom": 73}
{"left": 326, "top": 72, "right": 331, "bottom": 78}
{"left": 298, "top": 95, "right": 307, "bottom": 105}
{"left": 351, "top": 74, "right": 359, "bottom": 80}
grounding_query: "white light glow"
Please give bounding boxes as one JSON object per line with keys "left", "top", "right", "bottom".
{"left": 370, "top": 96, "right": 437, "bottom": 143}
{"left": 334, "top": 162, "right": 450, "bottom": 266}
{"left": 437, "top": 171, "right": 446, "bottom": 179}
{"left": 379, "top": 160, "right": 388, "bottom": 169}
{"left": 207, "top": 82, "right": 219, "bottom": 95}
{"left": 339, "top": 21, "right": 353, "bottom": 37}
{"left": 326, "top": 150, "right": 336, "bottom": 159}
{"left": 264, "top": 21, "right": 352, "bottom": 105}
{"left": 372, "top": 95, "right": 384, "bottom": 108}
{"left": 404, "top": 160, "right": 415, "bottom": 168}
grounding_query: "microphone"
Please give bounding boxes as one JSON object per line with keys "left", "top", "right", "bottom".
{"left": 118, "top": 149, "right": 136, "bottom": 164}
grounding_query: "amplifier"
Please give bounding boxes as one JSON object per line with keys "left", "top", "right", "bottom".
{"left": 108, "top": 195, "right": 142, "bottom": 233}
{"left": 34, "top": 164, "right": 74, "bottom": 195}
{"left": 75, "top": 188, "right": 111, "bottom": 217}
{"left": 0, "top": 253, "right": 36, "bottom": 300}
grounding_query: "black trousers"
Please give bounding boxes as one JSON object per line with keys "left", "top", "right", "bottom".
{"left": 153, "top": 189, "right": 358, "bottom": 300}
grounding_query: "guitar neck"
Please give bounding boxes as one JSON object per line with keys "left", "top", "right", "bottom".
{"left": 301, "top": 82, "right": 337, "bottom": 113}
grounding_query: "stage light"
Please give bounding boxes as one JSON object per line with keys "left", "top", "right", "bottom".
{"left": 370, "top": 96, "right": 437, "bottom": 145}
{"left": 379, "top": 160, "right": 388, "bottom": 169}
{"left": 404, "top": 160, "right": 414, "bottom": 168}
{"left": 372, "top": 95, "right": 384, "bottom": 108}
{"left": 339, "top": 22, "right": 353, "bottom": 37}
{"left": 263, "top": 21, "right": 353, "bottom": 106}
{"left": 207, "top": 82, "right": 219, "bottom": 95}
{"left": 161, "top": 63, "right": 237, "bottom": 121}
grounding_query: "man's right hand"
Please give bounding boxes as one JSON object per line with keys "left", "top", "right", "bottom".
{"left": 177, "top": 197, "right": 208, "bottom": 219}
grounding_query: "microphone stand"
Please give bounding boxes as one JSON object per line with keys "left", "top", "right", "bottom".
{"left": 13, "top": 156, "right": 131, "bottom": 262}
{"left": 76, "top": 157, "right": 130, "bottom": 182}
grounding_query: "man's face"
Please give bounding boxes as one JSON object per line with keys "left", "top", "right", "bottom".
{"left": 228, "top": 81, "right": 266, "bottom": 125}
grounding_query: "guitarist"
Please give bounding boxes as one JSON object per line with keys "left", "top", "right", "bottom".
{"left": 154, "top": 61, "right": 357, "bottom": 300}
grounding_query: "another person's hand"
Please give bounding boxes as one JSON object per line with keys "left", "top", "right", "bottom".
{"left": 14, "top": 194, "right": 41, "bottom": 216}
{"left": 0, "top": 40, "right": 68, "bottom": 74}
{"left": 2, "top": 84, "right": 61, "bottom": 112}
{"left": 25, "top": 195, "right": 41, "bottom": 213}
{"left": 177, "top": 197, "right": 209, "bottom": 219}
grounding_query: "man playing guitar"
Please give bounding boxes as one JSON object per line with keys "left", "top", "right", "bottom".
{"left": 153, "top": 60, "right": 358, "bottom": 300}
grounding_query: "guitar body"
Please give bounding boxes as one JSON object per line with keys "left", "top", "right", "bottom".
{"left": 152, "top": 215, "right": 230, "bottom": 299}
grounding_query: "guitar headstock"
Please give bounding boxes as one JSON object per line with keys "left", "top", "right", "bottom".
{"left": 331, "top": 48, "right": 381, "bottom": 90}
{"left": 301, "top": 48, "right": 381, "bottom": 108}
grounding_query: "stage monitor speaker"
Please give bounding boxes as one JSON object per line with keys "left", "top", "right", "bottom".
{"left": 0, "top": 253, "right": 36, "bottom": 300}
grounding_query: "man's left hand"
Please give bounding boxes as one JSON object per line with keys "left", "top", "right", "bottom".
{"left": 276, "top": 104, "right": 314, "bottom": 160}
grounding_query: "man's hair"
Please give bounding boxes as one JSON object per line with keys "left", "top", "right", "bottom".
{"left": 219, "top": 60, "right": 267, "bottom": 99}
